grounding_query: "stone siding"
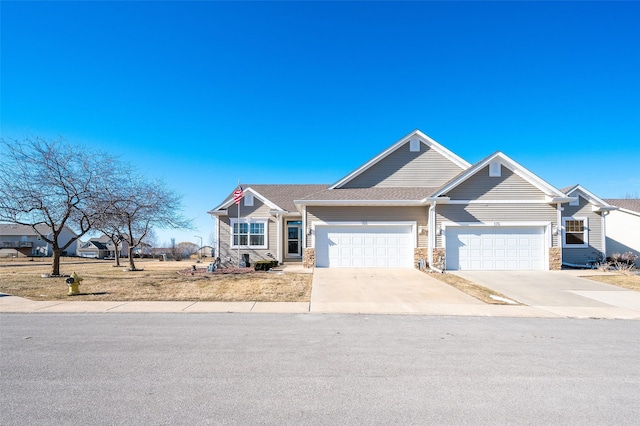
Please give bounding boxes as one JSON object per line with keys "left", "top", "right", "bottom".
{"left": 433, "top": 247, "right": 445, "bottom": 270}
{"left": 303, "top": 248, "right": 315, "bottom": 269}
{"left": 414, "top": 248, "right": 428, "bottom": 270}
{"left": 549, "top": 247, "right": 562, "bottom": 270}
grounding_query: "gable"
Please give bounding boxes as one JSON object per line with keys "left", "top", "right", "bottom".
{"left": 564, "top": 186, "right": 616, "bottom": 212}
{"left": 331, "top": 130, "right": 470, "bottom": 189}
{"left": 433, "top": 152, "right": 567, "bottom": 201}
{"left": 225, "top": 195, "right": 274, "bottom": 218}
{"left": 446, "top": 164, "right": 548, "bottom": 200}
{"left": 340, "top": 140, "right": 467, "bottom": 189}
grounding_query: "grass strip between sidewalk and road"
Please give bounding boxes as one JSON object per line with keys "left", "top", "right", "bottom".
{"left": 426, "top": 272, "right": 523, "bottom": 305}
{"left": 582, "top": 273, "right": 640, "bottom": 291}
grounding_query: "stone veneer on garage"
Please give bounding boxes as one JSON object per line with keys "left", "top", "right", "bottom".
{"left": 414, "top": 248, "right": 428, "bottom": 270}
{"left": 303, "top": 248, "right": 315, "bottom": 268}
{"left": 549, "top": 247, "right": 562, "bottom": 270}
{"left": 432, "top": 248, "right": 446, "bottom": 270}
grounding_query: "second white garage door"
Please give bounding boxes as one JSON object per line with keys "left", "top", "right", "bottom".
{"left": 445, "top": 226, "right": 545, "bottom": 270}
{"left": 315, "top": 225, "right": 413, "bottom": 268}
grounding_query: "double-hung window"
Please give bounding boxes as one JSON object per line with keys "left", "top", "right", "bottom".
{"left": 562, "top": 217, "right": 588, "bottom": 248}
{"left": 231, "top": 219, "right": 268, "bottom": 248}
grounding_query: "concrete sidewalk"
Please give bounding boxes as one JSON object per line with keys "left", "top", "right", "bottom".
{"left": 2, "top": 267, "right": 639, "bottom": 319}
{"left": 2, "top": 293, "right": 639, "bottom": 319}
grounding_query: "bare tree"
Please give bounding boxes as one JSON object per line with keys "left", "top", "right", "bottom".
{"left": 167, "top": 238, "right": 182, "bottom": 261}
{"left": 105, "top": 176, "right": 192, "bottom": 270}
{"left": 0, "top": 137, "right": 115, "bottom": 275}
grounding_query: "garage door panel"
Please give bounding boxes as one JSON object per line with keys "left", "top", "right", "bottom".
{"left": 316, "top": 225, "right": 413, "bottom": 268}
{"left": 446, "top": 226, "right": 545, "bottom": 271}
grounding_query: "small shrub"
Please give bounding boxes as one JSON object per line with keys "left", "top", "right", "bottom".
{"left": 607, "top": 251, "right": 638, "bottom": 274}
{"left": 254, "top": 260, "right": 279, "bottom": 271}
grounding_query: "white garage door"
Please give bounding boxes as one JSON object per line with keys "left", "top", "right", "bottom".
{"left": 315, "top": 225, "right": 413, "bottom": 268}
{"left": 445, "top": 227, "right": 545, "bottom": 270}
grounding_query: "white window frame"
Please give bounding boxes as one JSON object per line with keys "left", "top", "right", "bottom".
{"left": 244, "top": 193, "right": 254, "bottom": 206}
{"left": 562, "top": 217, "right": 588, "bottom": 248}
{"left": 230, "top": 218, "right": 268, "bottom": 249}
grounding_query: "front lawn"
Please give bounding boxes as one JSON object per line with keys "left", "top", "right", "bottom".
{"left": 0, "top": 258, "right": 312, "bottom": 302}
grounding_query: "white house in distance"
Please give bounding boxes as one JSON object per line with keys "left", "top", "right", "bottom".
{"left": 603, "top": 199, "right": 640, "bottom": 267}
{"left": 0, "top": 223, "right": 79, "bottom": 257}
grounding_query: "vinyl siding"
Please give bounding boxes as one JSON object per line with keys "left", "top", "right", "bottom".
{"left": 562, "top": 196, "right": 605, "bottom": 265}
{"left": 605, "top": 209, "right": 640, "bottom": 266}
{"left": 306, "top": 206, "right": 428, "bottom": 247}
{"left": 447, "top": 165, "right": 546, "bottom": 200}
{"left": 342, "top": 142, "right": 465, "bottom": 188}
{"left": 218, "top": 198, "right": 278, "bottom": 266}
{"left": 435, "top": 203, "right": 558, "bottom": 247}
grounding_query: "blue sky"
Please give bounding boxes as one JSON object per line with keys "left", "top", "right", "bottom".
{"left": 2, "top": 1, "right": 639, "bottom": 246}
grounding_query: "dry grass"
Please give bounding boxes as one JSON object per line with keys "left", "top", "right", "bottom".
{"left": 0, "top": 257, "right": 311, "bottom": 302}
{"left": 427, "top": 272, "right": 522, "bottom": 305}
{"left": 582, "top": 273, "right": 640, "bottom": 291}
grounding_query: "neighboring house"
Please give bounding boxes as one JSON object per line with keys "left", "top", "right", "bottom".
{"left": 77, "top": 235, "right": 129, "bottom": 259}
{"left": 208, "top": 130, "right": 614, "bottom": 271}
{"left": 132, "top": 242, "right": 152, "bottom": 257}
{"left": 602, "top": 199, "right": 640, "bottom": 267}
{"left": 0, "top": 223, "right": 78, "bottom": 257}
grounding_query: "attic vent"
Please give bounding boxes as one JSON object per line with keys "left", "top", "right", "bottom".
{"left": 244, "top": 193, "right": 254, "bottom": 206}
{"left": 569, "top": 196, "right": 579, "bottom": 207}
{"left": 489, "top": 161, "right": 501, "bottom": 177}
{"left": 409, "top": 137, "right": 420, "bottom": 152}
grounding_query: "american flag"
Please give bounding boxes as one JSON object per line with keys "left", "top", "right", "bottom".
{"left": 233, "top": 186, "right": 244, "bottom": 204}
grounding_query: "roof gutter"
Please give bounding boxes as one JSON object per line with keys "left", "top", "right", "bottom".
{"left": 294, "top": 199, "right": 427, "bottom": 207}
{"left": 547, "top": 196, "right": 576, "bottom": 203}
{"left": 421, "top": 196, "right": 450, "bottom": 204}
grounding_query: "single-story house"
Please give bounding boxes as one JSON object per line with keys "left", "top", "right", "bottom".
{"left": 77, "top": 234, "right": 127, "bottom": 259}
{"left": 78, "top": 235, "right": 146, "bottom": 259}
{"left": 208, "top": 130, "right": 623, "bottom": 271}
{"left": 0, "top": 223, "right": 78, "bottom": 257}
{"left": 603, "top": 199, "right": 640, "bottom": 267}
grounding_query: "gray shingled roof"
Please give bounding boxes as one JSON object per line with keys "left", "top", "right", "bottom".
{"left": 604, "top": 199, "right": 640, "bottom": 213}
{"left": 0, "top": 223, "right": 55, "bottom": 235}
{"left": 212, "top": 184, "right": 441, "bottom": 213}
{"left": 214, "top": 184, "right": 329, "bottom": 212}
{"left": 560, "top": 185, "right": 578, "bottom": 194}
{"left": 247, "top": 184, "right": 329, "bottom": 211}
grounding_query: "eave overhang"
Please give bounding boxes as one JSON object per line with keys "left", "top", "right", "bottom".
{"left": 294, "top": 199, "right": 427, "bottom": 208}
{"left": 547, "top": 196, "right": 576, "bottom": 203}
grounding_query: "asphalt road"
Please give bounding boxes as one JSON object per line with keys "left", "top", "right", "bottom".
{"left": 2, "top": 313, "right": 639, "bottom": 425}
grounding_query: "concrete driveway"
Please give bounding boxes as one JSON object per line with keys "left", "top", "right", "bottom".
{"left": 452, "top": 270, "right": 640, "bottom": 317}
{"left": 311, "top": 268, "right": 482, "bottom": 314}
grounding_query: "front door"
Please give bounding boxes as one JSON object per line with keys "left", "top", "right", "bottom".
{"left": 287, "top": 222, "right": 302, "bottom": 257}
